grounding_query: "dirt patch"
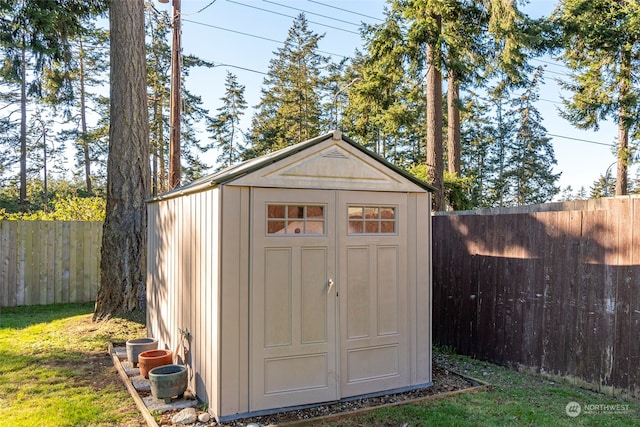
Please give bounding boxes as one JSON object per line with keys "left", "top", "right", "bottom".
{"left": 156, "top": 365, "right": 482, "bottom": 426}
{"left": 45, "top": 351, "right": 123, "bottom": 392}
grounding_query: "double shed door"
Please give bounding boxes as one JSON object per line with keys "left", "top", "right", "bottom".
{"left": 250, "top": 188, "right": 409, "bottom": 412}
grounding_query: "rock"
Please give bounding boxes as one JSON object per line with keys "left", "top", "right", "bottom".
{"left": 247, "top": 423, "right": 261, "bottom": 427}
{"left": 198, "top": 412, "right": 211, "bottom": 423}
{"left": 172, "top": 407, "right": 197, "bottom": 425}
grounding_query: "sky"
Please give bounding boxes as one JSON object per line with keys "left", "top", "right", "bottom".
{"left": 153, "top": 0, "right": 634, "bottom": 196}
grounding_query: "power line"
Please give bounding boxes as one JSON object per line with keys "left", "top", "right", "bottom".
{"left": 182, "top": 0, "right": 218, "bottom": 16}
{"left": 262, "top": 0, "right": 362, "bottom": 27}
{"left": 547, "top": 133, "right": 615, "bottom": 147}
{"left": 539, "top": 97, "right": 562, "bottom": 105}
{"left": 531, "top": 57, "right": 565, "bottom": 69}
{"left": 306, "top": 0, "right": 384, "bottom": 22}
{"left": 182, "top": 18, "right": 351, "bottom": 59}
{"left": 226, "top": 0, "right": 360, "bottom": 35}
{"left": 210, "top": 62, "right": 268, "bottom": 75}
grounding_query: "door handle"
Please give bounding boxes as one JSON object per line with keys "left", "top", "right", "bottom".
{"left": 327, "top": 278, "right": 335, "bottom": 294}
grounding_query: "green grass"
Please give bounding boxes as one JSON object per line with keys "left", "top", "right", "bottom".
{"left": 318, "top": 348, "right": 639, "bottom": 426}
{"left": 0, "top": 303, "right": 147, "bottom": 427}
{"left": 2, "top": 304, "right": 638, "bottom": 427}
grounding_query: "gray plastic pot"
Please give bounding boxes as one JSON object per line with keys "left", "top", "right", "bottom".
{"left": 125, "top": 337, "right": 158, "bottom": 367}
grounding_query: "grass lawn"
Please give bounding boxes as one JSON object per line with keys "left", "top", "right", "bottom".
{"left": 1, "top": 303, "right": 638, "bottom": 427}
{"left": 0, "top": 302, "right": 147, "bottom": 427}
{"left": 315, "top": 348, "right": 638, "bottom": 426}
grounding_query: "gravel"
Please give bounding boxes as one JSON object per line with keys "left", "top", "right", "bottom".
{"left": 158, "top": 363, "right": 480, "bottom": 426}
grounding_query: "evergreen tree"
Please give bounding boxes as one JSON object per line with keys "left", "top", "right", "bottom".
{"left": 146, "top": 4, "right": 171, "bottom": 196}
{"left": 208, "top": 72, "right": 247, "bottom": 170}
{"left": 248, "top": 14, "right": 328, "bottom": 156}
{"left": 502, "top": 69, "right": 560, "bottom": 205}
{"left": 27, "top": 109, "right": 67, "bottom": 210}
{"left": 43, "top": 21, "right": 110, "bottom": 194}
{"left": 460, "top": 92, "right": 495, "bottom": 208}
{"left": 0, "top": 0, "right": 106, "bottom": 210}
{"left": 554, "top": 0, "right": 640, "bottom": 195}
{"left": 0, "top": 98, "right": 19, "bottom": 187}
{"left": 179, "top": 56, "right": 216, "bottom": 183}
{"left": 590, "top": 175, "right": 616, "bottom": 199}
{"left": 343, "top": 11, "right": 427, "bottom": 168}
{"left": 145, "top": 6, "right": 215, "bottom": 193}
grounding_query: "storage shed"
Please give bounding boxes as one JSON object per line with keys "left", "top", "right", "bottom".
{"left": 146, "top": 130, "right": 433, "bottom": 421}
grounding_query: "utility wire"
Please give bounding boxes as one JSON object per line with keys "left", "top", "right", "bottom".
{"left": 194, "top": 0, "right": 218, "bottom": 14}
{"left": 547, "top": 133, "right": 615, "bottom": 147}
{"left": 183, "top": 18, "right": 351, "bottom": 59}
{"left": 531, "top": 57, "right": 565, "bottom": 68}
{"left": 226, "top": 0, "right": 360, "bottom": 35}
{"left": 210, "top": 61, "right": 268, "bottom": 75}
{"left": 306, "top": 0, "right": 384, "bottom": 22}
{"left": 262, "top": 0, "right": 362, "bottom": 27}
{"left": 181, "top": 0, "right": 218, "bottom": 16}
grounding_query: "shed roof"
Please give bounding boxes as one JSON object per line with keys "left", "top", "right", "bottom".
{"left": 148, "top": 130, "right": 434, "bottom": 202}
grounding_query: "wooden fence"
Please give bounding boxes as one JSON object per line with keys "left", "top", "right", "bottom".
{"left": 432, "top": 197, "right": 640, "bottom": 399}
{"left": 0, "top": 221, "right": 102, "bottom": 307}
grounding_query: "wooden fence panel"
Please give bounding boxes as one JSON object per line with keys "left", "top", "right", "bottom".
{"left": 0, "top": 221, "right": 102, "bottom": 307}
{"left": 433, "top": 197, "right": 640, "bottom": 399}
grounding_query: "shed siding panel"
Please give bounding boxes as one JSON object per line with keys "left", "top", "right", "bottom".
{"left": 147, "top": 188, "right": 221, "bottom": 411}
{"left": 220, "top": 186, "right": 250, "bottom": 417}
{"left": 415, "top": 193, "right": 432, "bottom": 384}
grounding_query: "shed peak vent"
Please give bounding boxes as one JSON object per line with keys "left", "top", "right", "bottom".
{"left": 322, "top": 148, "right": 348, "bottom": 159}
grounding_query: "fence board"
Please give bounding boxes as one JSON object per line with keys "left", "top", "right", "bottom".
{"left": 0, "top": 221, "right": 102, "bottom": 307}
{"left": 433, "top": 197, "right": 640, "bottom": 399}
{"left": 630, "top": 199, "right": 640, "bottom": 398}
{"left": 54, "top": 222, "right": 63, "bottom": 303}
{"left": 46, "top": 223, "right": 55, "bottom": 304}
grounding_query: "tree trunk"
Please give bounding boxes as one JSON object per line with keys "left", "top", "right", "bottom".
{"left": 94, "top": 0, "right": 150, "bottom": 321}
{"left": 616, "top": 126, "right": 628, "bottom": 196}
{"left": 616, "top": 48, "right": 631, "bottom": 196}
{"left": 447, "top": 70, "right": 461, "bottom": 175}
{"left": 168, "top": 0, "right": 181, "bottom": 189}
{"left": 79, "top": 37, "right": 92, "bottom": 193}
{"left": 426, "top": 15, "right": 444, "bottom": 211}
{"left": 20, "top": 41, "right": 27, "bottom": 211}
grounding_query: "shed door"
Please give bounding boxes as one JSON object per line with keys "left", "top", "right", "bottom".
{"left": 250, "top": 188, "right": 337, "bottom": 411}
{"left": 338, "top": 191, "right": 409, "bottom": 397}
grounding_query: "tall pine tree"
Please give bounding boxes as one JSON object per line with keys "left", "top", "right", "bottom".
{"left": 248, "top": 14, "right": 328, "bottom": 156}
{"left": 43, "top": 21, "right": 110, "bottom": 194}
{"left": 503, "top": 68, "right": 560, "bottom": 205}
{"left": 554, "top": 0, "right": 640, "bottom": 195}
{"left": 208, "top": 72, "right": 247, "bottom": 170}
{"left": 0, "top": 0, "right": 106, "bottom": 210}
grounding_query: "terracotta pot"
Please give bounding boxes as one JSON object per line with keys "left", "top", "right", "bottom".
{"left": 126, "top": 337, "right": 158, "bottom": 367}
{"left": 149, "top": 364, "right": 188, "bottom": 404}
{"left": 138, "top": 349, "right": 173, "bottom": 378}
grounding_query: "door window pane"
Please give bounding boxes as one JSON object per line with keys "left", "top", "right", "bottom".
{"left": 288, "top": 205, "right": 304, "bottom": 219}
{"left": 348, "top": 207, "right": 364, "bottom": 220}
{"left": 267, "top": 204, "right": 325, "bottom": 235}
{"left": 348, "top": 206, "right": 397, "bottom": 235}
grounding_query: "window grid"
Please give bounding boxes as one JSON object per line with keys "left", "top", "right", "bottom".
{"left": 348, "top": 206, "right": 396, "bottom": 234}
{"left": 267, "top": 204, "right": 325, "bottom": 235}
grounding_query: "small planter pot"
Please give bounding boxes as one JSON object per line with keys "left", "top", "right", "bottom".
{"left": 149, "top": 364, "right": 188, "bottom": 404}
{"left": 126, "top": 337, "right": 158, "bottom": 367}
{"left": 138, "top": 349, "right": 173, "bottom": 379}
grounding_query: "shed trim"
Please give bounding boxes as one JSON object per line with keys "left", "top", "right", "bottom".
{"left": 147, "top": 130, "right": 435, "bottom": 203}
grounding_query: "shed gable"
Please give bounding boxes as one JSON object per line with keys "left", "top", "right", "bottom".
{"left": 229, "top": 136, "right": 426, "bottom": 192}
